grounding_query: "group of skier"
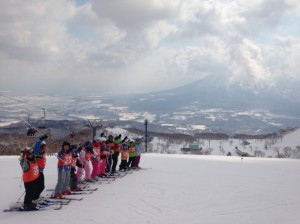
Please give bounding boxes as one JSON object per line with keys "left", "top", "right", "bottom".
{"left": 19, "top": 133, "right": 148, "bottom": 211}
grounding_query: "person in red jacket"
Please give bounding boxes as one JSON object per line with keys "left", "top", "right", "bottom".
{"left": 20, "top": 147, "right": 40, "bottom": 210}
{"left": 99, "top": 137, "right": 109, "bottom": 177}
{"left": 32, "top": 134, "right": 48, "bottom": 204}
{"left": 111, "top": 134, "right": 128, "bottom": 174}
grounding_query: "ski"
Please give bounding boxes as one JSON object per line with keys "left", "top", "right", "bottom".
{"left": 69, "top": 191, "right": 93, "bottom": 195}
{"left": 132, "top": 167, "right": 152, "bottom": 171}
{"left": 3, "top": 203, "right": 63, "bottom": 212}
{"left": 44, "top": 199, "right": 71, "bottom": 205}
{"left": 108, "top": 173, "right": 126, "bottom": 178}
{"left": 74, "top": 187, "right": 98, "bottom": 192}
{"left": 46, "top": 187, "right": 98, "bottom": 192}
{"left": 47, "top": 196, "right": 83, "bottom": 201}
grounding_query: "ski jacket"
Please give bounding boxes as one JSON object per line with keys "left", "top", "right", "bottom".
{"left": 85, "top": 151, "right": 94, "bottom": 161}
{"left": 91, "top": 144, "right": 101, "bottom": 162}
{"left": 22, "top": 160, "right": 40, "bottom": 183}
{"left": 34, "top": 136, "right": 47, "bottom": 172}
{"left": 112, "top": 141, "right": 121, "bottom": 153}
{"left": 36, "top": 153, "right": 46, "bottom": 172}
{"left": 57, "top": 149, "right": 72, "bottom": 171}
{"left": 71, "top": 151, "right": 78, "bottom": 168}
{"left": 128, "top": 146, "right": 136, "bottom": 157}
{"left": 121, "top": 150, "right": 129, "bottom": 160}
{"left": 134, "top": 142, "right": 143, "bottom": 156}
{"left": 113, "top": 136, "right": 128, "bottom": 153}
{"left": 100, "top": 145, "right": 110, "bottom": 159}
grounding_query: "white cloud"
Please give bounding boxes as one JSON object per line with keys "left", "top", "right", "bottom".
{"left": 0, "top": 0, "right": 299, "bottom": 95}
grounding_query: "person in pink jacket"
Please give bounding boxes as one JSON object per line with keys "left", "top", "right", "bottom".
{"left": 83, "top": 141, "right": 95, "bottom": 182}
{"left": 91, "top": 137, "right": 101, "bottom": 180}
{"left": 98, "top": 137, "right": 110, "bottom": 177}
{"left": 76, "top": 141, "right": 94, "bottom": 183}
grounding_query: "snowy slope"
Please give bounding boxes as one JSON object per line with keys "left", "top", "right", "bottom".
{"left": 0, "top": 154, "right": 300, "bottom": 224}
{"left": 148, "top": 128, "right": 300, "bottom": 158}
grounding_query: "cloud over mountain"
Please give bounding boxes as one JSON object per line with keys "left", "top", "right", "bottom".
{"left": 0, "top": 0, "right": 299, "bottom": 95}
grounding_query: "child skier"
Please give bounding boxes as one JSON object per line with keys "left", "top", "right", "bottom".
{"left": 91, "top": 137, "right": 101, "bottom": 180}
{"left": 70, "top": 144, "right": 80, "bottom": 191}
{"left": 76, "top": 144, "right": 85, "bottom": 183}
{"left": 119, "top": 143, "right": 129, "bottom": 171}
{"left": 19, "top": 147, "right": 40, "bottom": 210}
{"left": 99, "top": 137, "right": 109, "bottom": 177}
{"left": 32, "top": 134, "right": 48, "bottom": 203}
{"left": 105, "top": 135, "right": 114, "bottom": 173}
{"left": 53, "top": 141, "right": 72, "bottom": 199}
{"left": 127, "top": 141, "right": 136, "bottom": 169}
{"left": 77, "top": 141, "right": 95, "bottom": 183}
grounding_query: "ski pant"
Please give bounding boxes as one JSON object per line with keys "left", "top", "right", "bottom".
{"left": 111, "top": 152, "right": 119, "bottom": 173}
{"left": 70, "top": 168, "right": 78, "bottom": 190}
{"left": 84, "top": 161, "right": 91, "bottom": 179}
{"left": 127, "top": 157, "right": 135, "bottom": 168}
{"left": 24, "top": 178, "right": 39, "bottom": 206}
{"left": 119, "top": 159, "right": 127, "bottom": 171}
{"left": 99, "top": 158, "right": 107, "bottom": 175}
{"left": 33, "top": 172, "right": 44, "bottom": 200}
{"left": 54, "top": 169, "right": 70, "bottom": 195}
{"left": 106, "top": 155, "right": 112, "bottom": 173}
{"left": 91, "top": 160, "right": 100, "bottom": 178}
{"left": 133, "top": 155, "right": 141, "bottom": 167}
{"left": 76, "top": 167, "right": 84, "bottom": 182}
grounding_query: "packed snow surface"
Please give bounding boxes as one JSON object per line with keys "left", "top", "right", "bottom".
{"left": 0, "top": 154, "right": 299, "bottom": 224}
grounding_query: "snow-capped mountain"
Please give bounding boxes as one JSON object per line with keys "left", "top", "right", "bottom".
{"left": 1, "top": 74, "right": 299, "bottom": 135}
{"left": 126, "top": 74, "right": 300, "bottom": 115}
{"left": 109, "top": 74, "right": 299, "bottom": 134}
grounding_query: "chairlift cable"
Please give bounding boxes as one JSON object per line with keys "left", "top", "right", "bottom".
{"left": 0, "top": 94, "right": 46, "bottom": 111}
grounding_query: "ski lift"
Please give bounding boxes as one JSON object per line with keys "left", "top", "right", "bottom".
{"left": 27, "top": 127, "right": 37, "bottom": 136}
{"left": 37, "top": 108, "right": 47, "bottom": 129}
{"left": 69, "top": 131, "right": 76, "bottom": 138}
{"left": 67, "top": 121, "right": 76, "bottom": 138}
{"left": 23, "top": 116, "right": 37, "bottom": 136}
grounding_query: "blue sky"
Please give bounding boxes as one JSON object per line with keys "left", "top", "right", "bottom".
{"left": 0, "top": 0, "right": 299, "bottom": 96}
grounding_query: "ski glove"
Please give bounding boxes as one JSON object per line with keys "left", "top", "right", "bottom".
{"left": 39, "top": 134, "right": 48, "bottom": 141}
{"left": 20, "top": 158, "right": 30, "bottom": 172}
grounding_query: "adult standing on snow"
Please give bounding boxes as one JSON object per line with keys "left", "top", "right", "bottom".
{"left": 133, "top": 138, "right": 142, "bottom": 168}
{"left": 133, "top": 136, "right": 153, "bottom": 168}
{"left": 111, "top": 134, "right": 128, "bottom": 174}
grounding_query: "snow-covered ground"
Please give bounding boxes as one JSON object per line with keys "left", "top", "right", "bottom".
{"left": 0, "top": 154, "right": 300, "bottom": 224}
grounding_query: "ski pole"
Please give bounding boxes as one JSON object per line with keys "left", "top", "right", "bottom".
{"left": 16, "top": 191, "right": 25, "bottom": 204}
{"left": 19, "top": 157, "right": 28, "bottom": 188}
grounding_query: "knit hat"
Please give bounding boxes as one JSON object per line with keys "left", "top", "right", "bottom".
{"left": 21, "top": 147, "right": 33, "bottom": 156}
{"left": 100, "top": 137, "right": 106, "bottom": 142}
{"left": 62, "top": 141, "right": 71, "bottom": 148}
{"left": 94, "top": 136, "right": 101, "bottom": 141}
